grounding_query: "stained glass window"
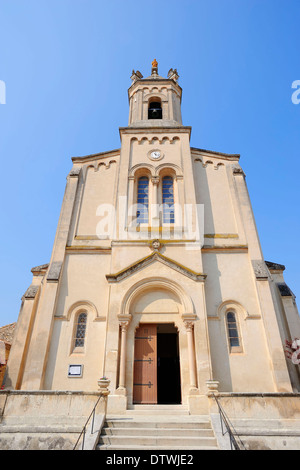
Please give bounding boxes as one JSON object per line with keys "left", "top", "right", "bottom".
{"left": 137, "top": 176, "right": 149, "bottom": 224}
{"left": 162, "top": 176, "right": 175, "bottom": 223}
{"left": 75, "top": 313, "right": 87, "bottom": 348}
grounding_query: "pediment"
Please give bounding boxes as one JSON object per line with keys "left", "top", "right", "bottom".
{"left": 106, "top": 252, "right": 206, "bottom": 283}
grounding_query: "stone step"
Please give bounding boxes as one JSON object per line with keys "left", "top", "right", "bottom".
{"left": 102, "top": 426, "right": 215, "bottom": 437}
{"left": 98, "top": 413, "right": 219, "bottom": 451}
{"left": 98, "top": 435, "right": 217, "bottom": 447}
{"left": 105, "top": 420, "right": 212, "bottom": 429}
{"left": 98, "top": 444, "right": 219, "bottom": 451}
{"left": 127, "top": 404, "right": 189, "bottom": 410}
{"left": 125, "top": 408, "right": 190, "bottom": 415}
{"left": 96, "top": 444, "right": 219, "bottom": 455}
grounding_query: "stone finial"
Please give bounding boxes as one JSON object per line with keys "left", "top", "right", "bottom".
{"left": 130, "top": 70, "right": 143, "bottom": 83}
{"left": 168, "top": 68, "right": 179, "bottom": 82}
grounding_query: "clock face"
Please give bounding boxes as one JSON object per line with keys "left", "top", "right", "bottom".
{"left": 150, "top": 151, "right": 161, "bottom": 160}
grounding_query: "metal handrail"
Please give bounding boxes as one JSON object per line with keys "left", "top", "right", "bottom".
{"left": 73, "top": 394, "right": 103, "bottom": 450}
{"left": 212, "top": 393, "right": 246, "bottom": 450}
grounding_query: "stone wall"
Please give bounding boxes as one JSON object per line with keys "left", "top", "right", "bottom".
{"left": 0, "top": 391, "right": 105, "bottom": 450}
{"left": 209, "top": 393, "right": 300, "bottom": 450}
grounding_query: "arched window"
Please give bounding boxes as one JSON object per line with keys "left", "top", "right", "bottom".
{"left": 162, "top": 176, "right": 175, "bottom": 223}
{"left": 74, "top": 312, "right": 87, "bottom": 348}
{"left": 148, "top": 100, "right": 162, "bottom": 119}
{"left": 226, "top": 312, "right": 241, "bottom": 352}
{"left": 136, "top": 176, "right": 149, "bottom": 223}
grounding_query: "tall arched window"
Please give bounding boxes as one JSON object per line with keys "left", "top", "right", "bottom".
{"left": 74, "top": 312, "right": 87, "bottom": 348}
{"left": 226, "top": 312, "right": 241, "bottom": 352}
{"left": 162, "top": 176, "right": 175, "bottom": 223}
{"left": 137, "top": 176, "right": 149, "bottom": 224}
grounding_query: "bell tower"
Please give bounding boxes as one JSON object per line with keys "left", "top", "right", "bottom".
{"left": 128, "top": 59, "right": 182, "bottom": 127}
{"left": 117, "top": 60, "right": 195, "bottom": 246}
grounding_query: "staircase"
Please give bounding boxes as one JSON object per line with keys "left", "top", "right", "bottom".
{"left": 97, "top": 405, "right": 219, "bottom": 450}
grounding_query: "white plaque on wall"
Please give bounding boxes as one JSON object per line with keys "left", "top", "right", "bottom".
{"left": 68, "top": 364, "right": 83, "bottom": 377}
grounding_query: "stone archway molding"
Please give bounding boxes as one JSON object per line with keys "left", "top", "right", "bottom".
{"left": 106, "top": 252, "right": 206, "bottom": 284}
{"left": 120, "top": 276, "right": 195, "bottom": 319}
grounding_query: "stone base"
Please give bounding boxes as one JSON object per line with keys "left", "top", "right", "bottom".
{"left": 188, "top": 394, "right": 209, "bottom": 415}
{"left": 106, "top": 393, "right": 127, "bottom": 414}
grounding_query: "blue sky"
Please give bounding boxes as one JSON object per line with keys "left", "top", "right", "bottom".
{"left": 0, "top": 0, "right": 299, "bottom": 326}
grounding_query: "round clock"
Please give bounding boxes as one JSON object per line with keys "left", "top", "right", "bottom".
{"left": 150, "top": 151, "right": 161, "bottom": 160}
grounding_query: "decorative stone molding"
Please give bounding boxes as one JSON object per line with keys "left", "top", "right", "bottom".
{"left": 47, "top": 261, "right": 63, "bottom": 282}
{"left": 151, "top": 176, "right": 160, "bottom": 185}
{"left": 211, "top": 300, "right": 260, "bottom": 321}
{"left": 86, "top": 159, "right": 117, "bottom": 172}
{"left": 150, "top": 239, "right": 162, "bottom": 252}
{"left": 119, "top": 321, "right": 130, "bottom": 332}
{"left": 133, "top": 135, "right": 181, "bottom": 145}
{"left": 194, "top": 158, "right": 225, "bottom": 170}
{"left": 117, "top": 314, "right": 132, "bottom": 324}
{"left": 121, "top": 278, "right": 194, "bottom": 318}
{"left": 57, "top": 300, "right": 103, "bottom": 322}
{"left": 183, "top": 320, "right": 194, "bottom": 332}
{"left": 252, "top": 260, "right": 269, "bottom": 280}
{"left": 106, "top": 252, "right": 206, "bottom": 283}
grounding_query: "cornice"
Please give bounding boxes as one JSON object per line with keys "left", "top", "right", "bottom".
{"left": 128, "top": 77, "right": 182, "bottom": 97}
{"left": 191, "top": 147, "right": 240, "bottom": 161}
{"left": 71, "top": 148, "right": 120, "bottom": 164}
{"left": 119, "top": 126, "right": 191, "bottom": 138}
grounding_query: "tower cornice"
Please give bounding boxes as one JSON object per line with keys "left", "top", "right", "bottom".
{"left": 128, "top": 77, "right": 182, "bottom": 98}
{"left": 119, "top": 125, "right": 191, "bottom": 139}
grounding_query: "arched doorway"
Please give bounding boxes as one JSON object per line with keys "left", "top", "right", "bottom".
{"left": 118, "top": 277, "right": 196, "bottom": 407}
{"left": 133, "top": 323, "right": 181, "bottom": 405}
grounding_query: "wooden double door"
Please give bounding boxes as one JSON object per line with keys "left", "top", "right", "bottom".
{"left": 133, "top": 323, "right": 181, "bottom": 405}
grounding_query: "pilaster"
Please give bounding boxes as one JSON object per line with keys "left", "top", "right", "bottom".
{"left": 20, "top": 170, "right": 80, "bottom": 390}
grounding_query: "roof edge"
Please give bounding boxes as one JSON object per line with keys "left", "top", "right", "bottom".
{"left": 71, "top": 148, "right": 121, "bottom": 163}
{"left": 191, "top": 147, "right": 240, "bottom": 160}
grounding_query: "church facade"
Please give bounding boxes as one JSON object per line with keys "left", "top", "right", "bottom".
{"left": 4, "top": 61, "right": 300, "bottom": 416}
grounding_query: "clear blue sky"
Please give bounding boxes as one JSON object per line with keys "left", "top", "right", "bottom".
{"left": 0, "top": 0, "right": 299, "bottom": 326}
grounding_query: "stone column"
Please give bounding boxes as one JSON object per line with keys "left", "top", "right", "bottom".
{"left": 118, "top": 321, "right": 130, "bottom": 390}
{"left": 184, "top": 320, "right": 198, "bottom": 390}
{"left": 151, "top": 176, "right": 160, "bottom": 236}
